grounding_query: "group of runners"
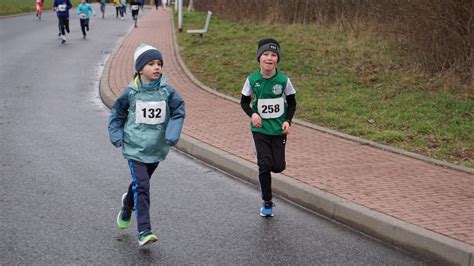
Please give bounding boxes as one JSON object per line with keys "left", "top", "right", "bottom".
{"left": 37, "top": 0, "right": 169, "bottom": 44}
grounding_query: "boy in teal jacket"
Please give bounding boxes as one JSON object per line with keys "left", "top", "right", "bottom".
{"left": 108, "top": 43, "right": 185, "bottom": 246}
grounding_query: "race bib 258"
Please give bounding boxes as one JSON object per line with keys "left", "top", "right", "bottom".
{"left": 257, "top": 98, "right": 284, "bottom": 119}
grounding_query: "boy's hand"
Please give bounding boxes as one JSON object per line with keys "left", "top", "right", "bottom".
{"left": 114, "top": 140, "right": 123, "bottom": 148}
{"left": 282, "top": 121, "right": 291, "bottom": 135}
{"left": 251, "top": 113, "right": 262, "bottom": 128}
{"left": 166, "top": 139, "right": 177, "bottom": 146}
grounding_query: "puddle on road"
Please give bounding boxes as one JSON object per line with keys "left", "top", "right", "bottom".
{"left": 90, "top": 51, "right": 113, "bottom": 112}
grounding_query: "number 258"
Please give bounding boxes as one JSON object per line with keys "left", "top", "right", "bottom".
{"left": 262, "top": 104, "right": 280, "bottom": 113}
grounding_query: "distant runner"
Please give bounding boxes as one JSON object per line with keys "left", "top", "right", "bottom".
{"left": 99, "top": 0, "right": 106, "bottom": 19}
{"left": 77, "top": 0, "right": 96, "bottom": 39}
{"left": 35, "top": 0, "right": 44, "bottom": 20}
{"left": 54, "top": 0, "right": 72, "bottom": 44}
{"left": 113, "top": 0, "right": 123, "bottom": 19}
{"left": 130, "top": 1, "right": 140, "bottom": 27}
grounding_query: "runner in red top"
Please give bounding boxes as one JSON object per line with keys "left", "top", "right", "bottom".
{"left": 36, "top": 0, "right": 44, "bottom": 20}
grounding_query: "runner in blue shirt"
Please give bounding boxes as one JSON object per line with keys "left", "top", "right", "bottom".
{"left": 54, "top": 0, "right": 72, "bottom": 44}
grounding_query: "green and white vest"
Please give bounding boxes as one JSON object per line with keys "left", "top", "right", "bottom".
{"left": 248, "top": 70, "right": 289, "bottom": 135}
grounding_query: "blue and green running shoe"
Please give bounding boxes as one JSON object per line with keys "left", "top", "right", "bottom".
{"left": 116, "top": 193, "right": 133, "bottom": 229}
{"left": 138, "top": 231, "right": 158, "bottom": 246}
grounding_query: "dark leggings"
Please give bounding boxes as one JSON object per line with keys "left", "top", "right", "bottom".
{"left": 100, "top": 5, "right": 105, "bottom": 18}
{"left": 252, "top": 131, "right": 287, "bottom": 201}
{"left": 116, "top": 6, "right": 123, "bottom": 17}
{"left": 79, "top": 18, "right": 89, "bottom": 36}
{"left": 58, "top": 16, "right": 69, "bottom": 35}
{"left": 132, "top": 10, "right": 139, "bottom": 26}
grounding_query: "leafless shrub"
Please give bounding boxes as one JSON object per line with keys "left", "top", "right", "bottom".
{"left": 192, "top": 0, "right": 472, "bottom": 85}
{"left": 373, "top": 0, "right": 472, "bottom": 84}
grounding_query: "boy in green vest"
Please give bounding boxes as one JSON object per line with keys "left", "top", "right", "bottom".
{"left": 108, "top": 43, "right": 185, "bottom": 245}
{"left": 240, "top": 38, "right": 297, "bottom": 217}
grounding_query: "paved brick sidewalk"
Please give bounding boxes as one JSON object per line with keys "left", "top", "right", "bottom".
{"left": 106, "top": 9, "right": 474, "bottom": 249}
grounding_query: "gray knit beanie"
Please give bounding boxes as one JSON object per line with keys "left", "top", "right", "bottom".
{"left": 256, "top": 38, "right": 281, "bottom": 62}
{"left": 134, "top": 43, "right": 163, "bottom": 72}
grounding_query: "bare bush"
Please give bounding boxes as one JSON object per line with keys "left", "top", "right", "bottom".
{"left": 372, "top": 0, "right": 472, "bottom": 84}
{"left": 192, "top": 0, "right": 472, "bottom": 84}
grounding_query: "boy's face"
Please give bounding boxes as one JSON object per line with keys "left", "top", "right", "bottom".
{"left": 140, "top": 59, "right": 162, "bottom": 83}
{"left": 259, "top": 51, "right": 278, "bottom": 72}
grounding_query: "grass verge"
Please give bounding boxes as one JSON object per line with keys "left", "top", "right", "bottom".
{"left": 175, "top": 11, "right": 473, "bottom": 168}
{"left": 0, "top": 0, "right": 81, "bottom": 16}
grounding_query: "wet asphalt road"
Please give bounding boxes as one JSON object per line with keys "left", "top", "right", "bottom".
{"left": 0, "top": 5, "right": 437, "bottom": 265}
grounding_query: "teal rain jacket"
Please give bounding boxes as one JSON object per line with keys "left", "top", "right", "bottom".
{"left": 108, "top": 75, "right": 185, "bottom": 163}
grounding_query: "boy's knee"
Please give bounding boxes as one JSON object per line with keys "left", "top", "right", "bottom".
{"left": 272, "top": 162, "right": 286, "bottom": 173}
{"left": 135, "top": 180, "right": 150, "bottom": 192}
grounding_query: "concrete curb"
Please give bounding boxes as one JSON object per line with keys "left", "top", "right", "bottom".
{"left": 175, "top": 135, "right": 473, "bottom": 266}
{"left": 99, "top": 43, "right": 116, "bottom": 109}
{"left": 99, "top": 24, "right": 136, "bottom": 108}
{"left": 98, "top": 11, "right": 474, "bottom": 266}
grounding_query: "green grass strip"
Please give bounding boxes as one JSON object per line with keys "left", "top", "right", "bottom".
{"left": 176, "top": 11, "right": 473, "bottom": 168}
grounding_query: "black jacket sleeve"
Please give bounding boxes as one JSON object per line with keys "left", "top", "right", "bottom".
{"left": 240, "top": 94, "right": 254, "bottom": 117}
{"left": 285, "top": 94, "right": 296, "bottom": 124}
